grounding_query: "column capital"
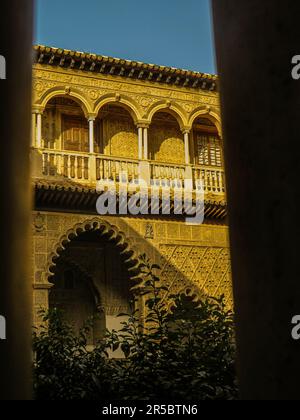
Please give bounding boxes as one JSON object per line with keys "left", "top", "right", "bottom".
{"left": 33, "top": 282, "right": 54, "bottom": 290}
{"left": 87, "top": 113, "right": 97, "bottom": 121}
{"left": 182, "top": 126, "right": 192, "bottom": 135}
{"left": 32, "top": 105, "right": 45, "bottom": 115}
{"left": 136, "top": 120, "right": 150, "bottom": 129}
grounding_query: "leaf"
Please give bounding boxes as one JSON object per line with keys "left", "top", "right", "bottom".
{"left": 112, "top": 342, "right": 120, "bottom": 352}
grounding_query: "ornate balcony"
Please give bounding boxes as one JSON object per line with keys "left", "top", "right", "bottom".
{"left": 39, "top": 149, "right": 226, "bottom": 198}
{"left": 32, "top": 97, "right": 226, "bottom": 202}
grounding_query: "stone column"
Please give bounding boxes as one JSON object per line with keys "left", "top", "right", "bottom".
{"left": 0, "top": 0, "right": 33, "bottom": 400}
{"left": 138, "top": 126, "right": 143, "bottom": 160}
{"left": 88, "top": 117, "right": 95, "bottom": 154}
{"left": 31, "top": 113, "right": 36, "bottom": 147}
{"left": 183, "top": 130, "right": 190, "bottom": 165}
{"left": 143, "top": 127, "right": 148, "bottom": 160}
{"left": 137, "top": 124, "right": 150, "bottom": 185}
{"left": 183, "top": 129, "right": 193, "bottom": 189}
{"left": 212, "top": 0, "right": 300, "bottom": 400}
{"left": 36, "top": 112, "right": 42, "bottom": 148}
{"left": 88, "top": 116, "right": 97, "bottom": 183}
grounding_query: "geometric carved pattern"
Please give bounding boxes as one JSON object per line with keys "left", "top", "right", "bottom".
{"left": 159, "top": 244, "right": 232, "bottom": 306}
{"left": 149, "top": 123, "right": 185, "bottom": 164}
{"left": 105, "top": 118, "right": 138, "bottom": 159}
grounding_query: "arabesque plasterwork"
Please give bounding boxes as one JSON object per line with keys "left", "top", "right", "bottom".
{"left": 32, "top": 65, "right": 221, "bottom": 131}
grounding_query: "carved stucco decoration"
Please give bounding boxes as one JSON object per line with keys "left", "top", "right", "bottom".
{"left": 33, "top": 212, "right": 46, "bottom": 233}
{"left": 159, "top": 244, "right": 232, "bottom": 307}
{"left": 32, "top": 66, "right": 221, "bottom": 132}
{"left": 145, "top": 223, "right": 154, "bottom": 240}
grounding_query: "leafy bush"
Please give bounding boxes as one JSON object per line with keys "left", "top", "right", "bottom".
{"left": 33, "top": 257, "right": 238, "bottom": 400}
{"left": 33, "top": 309, "right": 112, "bottom": 400}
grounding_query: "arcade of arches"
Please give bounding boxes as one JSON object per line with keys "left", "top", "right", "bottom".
{"left": 41, "top": 97, "right": 222, "bottom": 167}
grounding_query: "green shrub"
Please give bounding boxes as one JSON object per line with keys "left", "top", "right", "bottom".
{"left": 33, "top": 257, "right": 238, "bottom": 400}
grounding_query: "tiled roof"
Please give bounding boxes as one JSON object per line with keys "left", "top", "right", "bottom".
{"left": 33, "top": 45, "right": 218, "bottom": 92}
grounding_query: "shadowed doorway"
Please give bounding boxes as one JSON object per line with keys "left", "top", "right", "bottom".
{"left": 49, "top": 229, "right": 133, "bottom": 349}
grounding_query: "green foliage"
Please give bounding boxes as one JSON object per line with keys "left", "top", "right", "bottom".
{"left": 33, "top": 256, "right": 238, "bottom": 400}
{"left": 33, "top": 308, "right": 112, "bottom": 400}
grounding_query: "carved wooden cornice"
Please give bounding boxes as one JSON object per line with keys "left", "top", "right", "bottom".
{"left": 34, "top": 178, "right": 227, "bottom": 221}
{"left": 33, "top": 45, "right": 218, "bottom": 92}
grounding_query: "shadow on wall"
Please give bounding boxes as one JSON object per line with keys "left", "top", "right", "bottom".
{"left": 44, "top": 216, "right": 232, "bottom": 347}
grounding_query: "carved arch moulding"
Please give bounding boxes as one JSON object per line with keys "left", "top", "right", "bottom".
{"left": 45, "top": 218, "right": 145, "bottom": 286}
{"left": 93, "top": 93, "right": 144, "bottom": 123}
{"left": 36, "top": 85, "right": 93, "bottom": 118}
{"left": 32, "top": 72, "right": 221, "bottom": 129}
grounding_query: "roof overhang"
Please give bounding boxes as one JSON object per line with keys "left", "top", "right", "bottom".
{"left": 33, "top": 45, "right": 218, "bottom": 92}
{"left": 34, "top": 179, "right": 227, "bottom": 221}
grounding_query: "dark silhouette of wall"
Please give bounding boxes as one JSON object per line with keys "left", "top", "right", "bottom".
{"left": 0, "top": 0, "right": 33, "bottom": 400}
{"left": 212, "top": 0, "right": 300, "bottom": 400}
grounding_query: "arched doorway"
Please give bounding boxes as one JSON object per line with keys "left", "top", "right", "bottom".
{"left": 49, "top": 228, "right": 135, "bottom": 349}
{"left": 49, "top": 258, "right": 104, "bottom": 345}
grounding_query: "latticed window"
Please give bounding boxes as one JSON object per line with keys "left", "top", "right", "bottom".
{"left": 195, "top": 134, "right": 222, "bottom": 167}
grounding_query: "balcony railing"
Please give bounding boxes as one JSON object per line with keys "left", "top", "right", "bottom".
{"left": 150, "top": 161, "right": 186, "bottom": 184}
{"left": 96, "top": 156, "right": 139, "bottom": 183}
{"left": 42, "top": 150, "right": 90, "bottom": 181}
{"left": 40, "top": 149, "right": 226, "bottom": 195}
{"left": 193, "top": 166, "right": 226, "bottom": 194}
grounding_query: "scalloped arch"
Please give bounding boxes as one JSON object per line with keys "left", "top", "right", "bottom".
{"left": 46, "top": 218, "right": 144, "bottom": 283}
{"left": 93, "top": 94, "right": 142, "bottom": 124}
{"left": 37, "top": 86, "right": 93, "bottom": 117}
{"left": 146, "top": 101, "right": 188, "bottom": 130}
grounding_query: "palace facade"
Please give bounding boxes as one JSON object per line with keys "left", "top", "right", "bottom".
{"left": 31, "top": 45, "right": 231, "bottom": 342}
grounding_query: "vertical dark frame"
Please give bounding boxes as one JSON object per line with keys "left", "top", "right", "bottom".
{"left": 212, "top": 0, "right": 300, "bottom": 400}
{"left": 0, "top": 0, "right": 34, "bottom": 400}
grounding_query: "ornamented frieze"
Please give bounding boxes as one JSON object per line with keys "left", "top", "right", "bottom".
{"left": 32, "top": 66, "right": 220, "bottom": 125}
